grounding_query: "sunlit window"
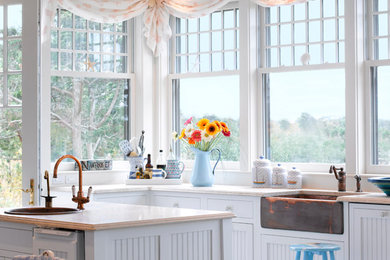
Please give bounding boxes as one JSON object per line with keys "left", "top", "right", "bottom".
{"left": 172, "top": 4, "right": 240, "bottom": 164}
{"left": 261, "top": 0, "right": 346, "bottom": 165}
{"left": 265, "top": 69, "right": 345, "bottom": 163}
{"left": 50, "top": 9, "right": 131, "bottom": 161}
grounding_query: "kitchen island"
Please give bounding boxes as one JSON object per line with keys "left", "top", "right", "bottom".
{"left": 0, "top": 202, "right": 234, "bottom": 260}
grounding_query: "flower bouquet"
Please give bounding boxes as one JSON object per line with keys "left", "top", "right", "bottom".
{"left": 178, "top": 117, "right": 231, "bottom": 151}
{"left": 176, "top": 117, "right": 231, "bottom": 187}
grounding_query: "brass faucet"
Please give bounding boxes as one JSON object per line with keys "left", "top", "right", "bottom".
{"left": 329, "top": 165, "right": 346, "bottom": 192}
{"left": 42, "top": 170, "right": 56, "bottom": 208}
{"left": 53, "top": 155, "right": 92, "bottom": 210}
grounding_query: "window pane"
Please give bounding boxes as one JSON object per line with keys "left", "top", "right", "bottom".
{"left": 223, "top": 10, "right": 235, "bottom": 29}
{"left": 294, "top": 4, "right": 306, "bottom": 21}
{"left": 374, "top": 66, "right": 390, "bottom": 164}
{"left": 51, "top": 77, "right": 128, "bottom": 161}
{"left": 60, "top": 9, "right": 73, "bottom": 28}
{"left": 8, "top": 74, "right": 22, "bottom": 106}
{"left": 60, "top": 31, "right": 73, "bottom": 49}
{"left": 179, "top": 76, "right": 240, "bottom": 161}
{"left": 267, "top": 69, "right": 345, "bottom": 163}
{"left": 75, "top": 16, "right": 86, "bottom": 29}
{"left": 8, "top": 39, "right": 22, "bottom": 71}
{"left": 8, "top": 5, "right": 22, "bottom": 36}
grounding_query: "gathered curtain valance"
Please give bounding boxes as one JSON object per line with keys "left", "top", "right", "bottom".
{"left": 42, "top": 0, "right": 308, "bottom": 56}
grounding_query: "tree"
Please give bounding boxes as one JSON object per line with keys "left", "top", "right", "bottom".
{"left": 51, "top": 77, "right": 125, "bottom": 160}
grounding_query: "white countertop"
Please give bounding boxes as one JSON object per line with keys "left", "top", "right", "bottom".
{"left": 0, "top": 202, "right": 234, "bottom": 231}
{"left": 337, "top": 193, "right": 390, "bottom": 204}
{"left": 53, "top": 183, "right": 372, "bottom": 198}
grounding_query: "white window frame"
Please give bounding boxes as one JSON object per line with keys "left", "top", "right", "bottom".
{"left": 364, "top": 0, "right": 390, "bottom": 174}
{"left": 46, "top": 7, "right": 136, "bottom": 172}
{"left": 166, "top": 1, "right": 257, "bottom": 172}
{"left": 257, "top": 0, "right": 358, "bottom": 173}
{"left": 0, "top": 0, "right": 40, "bottom": 206}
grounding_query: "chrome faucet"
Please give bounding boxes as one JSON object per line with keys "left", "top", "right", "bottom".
{"left": 329, "top": 165, "right": 346, "bottom": 192}
{"left": 53, "top": 155, "right": 92, "bottom": 210}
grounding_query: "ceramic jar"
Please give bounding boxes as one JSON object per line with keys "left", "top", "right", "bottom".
{"left": 252, "top": 156, "right": 272, "bottom": 188}
{"left": 272, "top": 164, "right": 287, "bottom": 188}
{"left": 287, "top": 167, "right": 302, "bottom": 189}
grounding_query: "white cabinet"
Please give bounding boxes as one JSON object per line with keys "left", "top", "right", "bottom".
{"left": 0, "top": 222, "right": 33, "bottom": 258}
{"left": 350, "top": 203, "right": 390, "bottom": 260}
{"left": 261, "top": 234, "right": 345, "bottom": 260}
{"left": 93, "top": 191, "right": 148, "bottom": 205}
{"left": 150, "top": 192, "right": 202, "bottom": 209}
{"left": 232, "top": 223, "right": 253, "bottom": 260}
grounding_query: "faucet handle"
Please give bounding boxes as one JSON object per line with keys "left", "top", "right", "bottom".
{"left": 72, "top": 185, "right": 76, "bottom": 197}
{"left": 87, "top": 186, "right": 92, "bottom": 199}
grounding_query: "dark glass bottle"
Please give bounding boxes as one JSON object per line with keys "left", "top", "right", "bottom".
{"left": 145, "top": 154, "right": 153, "bottom": 170}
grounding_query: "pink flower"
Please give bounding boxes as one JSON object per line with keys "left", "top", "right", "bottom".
{"left": 184, "top": 117, "right": 193, "bottom": 126}
{"left": 191, "top": 130, "right": 202, "bottom": 142}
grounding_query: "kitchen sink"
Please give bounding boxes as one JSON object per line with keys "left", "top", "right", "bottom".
{"left": 261, "top": 192, "right": 344, "bottom": 234}
{"left": 5, "top": 207, "right": 80, "bottom": 215}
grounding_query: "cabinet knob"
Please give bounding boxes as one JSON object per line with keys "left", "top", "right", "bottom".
{"left": 173, "top": 202, "right": 179, "bottom": 208}
{"left": 381, "top": 211, "right": 389, "bottom": 217}
{"left": 225, "top": 205, "right": 234, "bottom": 212}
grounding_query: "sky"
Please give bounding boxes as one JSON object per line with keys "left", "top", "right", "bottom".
{"left": 180, "top": 75, "right": 240, "bottom": 120}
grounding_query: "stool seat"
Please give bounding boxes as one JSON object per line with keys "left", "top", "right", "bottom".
{"left": 290, "top": 243, "right": 340, "bottom": 260}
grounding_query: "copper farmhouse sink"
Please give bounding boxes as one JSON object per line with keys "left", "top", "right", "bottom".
{"left": 5, "top": 207, "right": 80, "bottom": 215}
{"left": 261, "top": 193, "right": 344, "bottom": 234}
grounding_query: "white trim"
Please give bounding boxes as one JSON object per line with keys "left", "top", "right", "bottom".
{"left": 168, "top": 70, "right": 239, "bottom": 80}
{"left": 22, "top": 0, "right": 40, "bottom": 206}
{"left": 344, "top": 0, "right": 365, "bottom": 175}
{"left": 258, "top": 62, "right": 344, "bottom": 73}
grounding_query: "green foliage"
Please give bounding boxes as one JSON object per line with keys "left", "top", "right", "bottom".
{"left": 270, "top": 113, "right": 345, "bottom": 163}
{"left": 0, "top": 108, "right": 22, "bottom": 208}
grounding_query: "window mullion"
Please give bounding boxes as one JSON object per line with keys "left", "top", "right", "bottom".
{"left": 3, "top": 4, "right": 7, "bottom": 107}
{"left": 371, "top": 66, "right": 379, "bottom": 165}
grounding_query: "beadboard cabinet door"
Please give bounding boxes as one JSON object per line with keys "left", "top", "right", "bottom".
{"left": 350, "top": 203, "right": 390, "bottom": 260}
{"left": 232, "top": 223, "right": 253, "bottom": 260}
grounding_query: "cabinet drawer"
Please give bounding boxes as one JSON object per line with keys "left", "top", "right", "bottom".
{"left": 93, "top": 192, "right": 148, "bottom": 205}
{"left": 152, "top": 195, "right": 201, "bottom": 209}
{"left": 207, "top": 198, "right": 253, "bottom": 220}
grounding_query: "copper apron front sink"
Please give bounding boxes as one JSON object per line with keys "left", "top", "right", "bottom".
{"left": 261, "top": 194, "right": 343, "bottom": 234}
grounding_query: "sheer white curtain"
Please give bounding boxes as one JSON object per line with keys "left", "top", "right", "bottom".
{"left": 42, "top": 0, "right": 308, "bottom": 56}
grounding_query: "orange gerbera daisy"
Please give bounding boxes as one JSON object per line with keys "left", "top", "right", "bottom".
{"left": 220, "top": 121, "right": 229, "bottom": 132}
{"left": 179, "top": 129, "right": 186, "bottom": 139}
{"left": 188, "top": 137, "right": 195, "bottom": 145}
{"left": 197, "top": 118, "right": 209, "bottom": 130}
{"left": 213, "top": 120, "right": 222, "bottom": 130}
{"left": 205, "top": 122, "right": 220, "bottom": 136}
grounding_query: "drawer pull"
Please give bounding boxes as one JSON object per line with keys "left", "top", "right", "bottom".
{"left": 225, "top": 206, "right": 234, "bottom": 212}
{"left": 381, "top": 211, "right": 389, "bottom": 217}
{"left": 173, "top": 203, "right": 179, "bottom": 208}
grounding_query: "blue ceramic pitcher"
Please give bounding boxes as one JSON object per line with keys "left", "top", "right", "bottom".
{"left": 191, "top": 148, "right": 221, "bottom": 187}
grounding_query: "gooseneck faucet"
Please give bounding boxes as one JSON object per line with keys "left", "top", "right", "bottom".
{"left": 329, "top": 165, "right": 346, "bottom": 192}
{"left": 53, "top": 155, "right": 92, "bottom": 210}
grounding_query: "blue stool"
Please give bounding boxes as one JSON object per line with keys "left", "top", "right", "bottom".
{"left": 290, "top": 243, "right": 340, "bottom": 260}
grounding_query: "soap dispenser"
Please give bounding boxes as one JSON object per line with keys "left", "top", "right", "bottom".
{"left": 272, "top": 164, "right": 287, "bottom": 188}
{"left": 252, "top": 156, "right": 272, "bottom": 188}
